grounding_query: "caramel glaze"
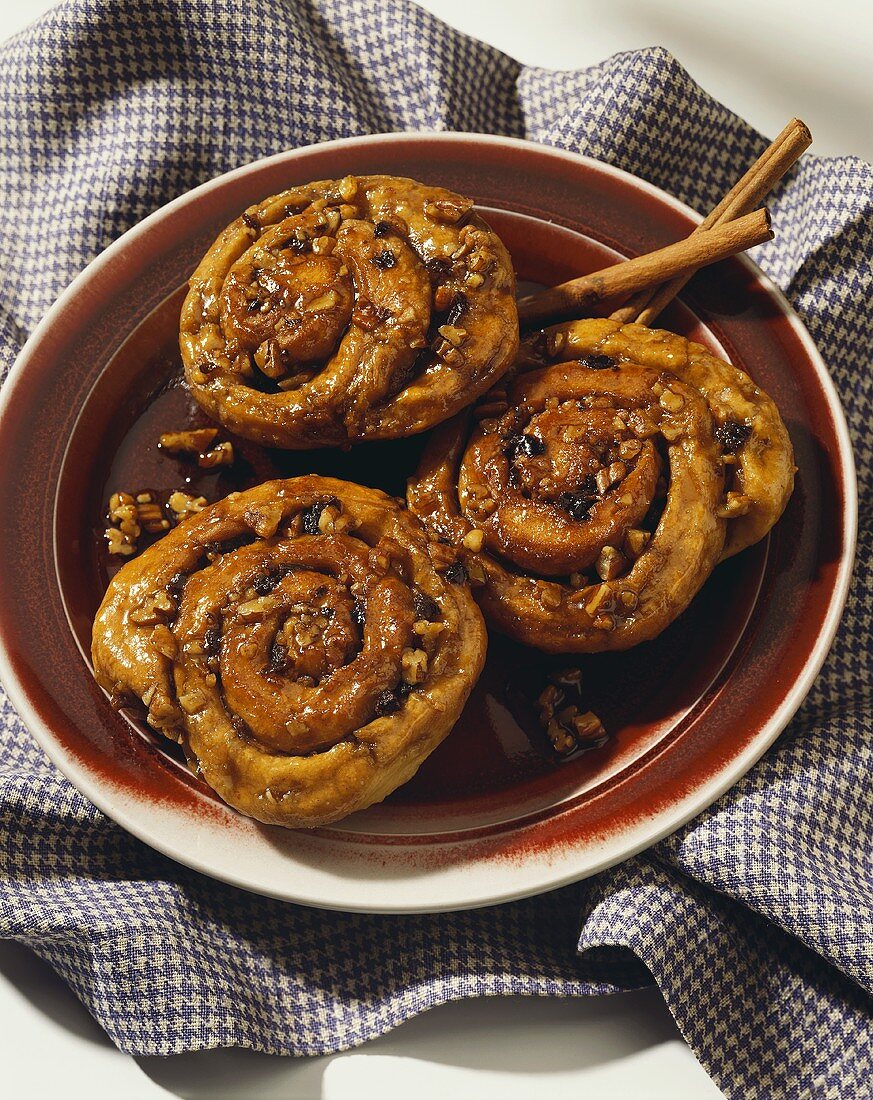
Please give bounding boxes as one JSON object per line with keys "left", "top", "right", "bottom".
{"left": 408, "top": 318, "right": 794, "bottom": 654}
{"left": 180, "top": 175, "right": 518, "bottom": 449}
{"left": 93, "top": 475, "right": 487, "bottom": 828}
{"left": 90, "top": 336, "right": 764, "bottom": 809}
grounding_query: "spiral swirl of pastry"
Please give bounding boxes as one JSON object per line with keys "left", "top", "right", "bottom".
{"left": 408, "top": 323, "right": 739, "bottom": 653}
{"left": 92, "top": 477, "right": 486, "bottom": 827}
{"left": 524, "top": 319, "right": 795, "bottom": 559}
{"left": 179, "top": 175, "right": 518, "bottom": 449}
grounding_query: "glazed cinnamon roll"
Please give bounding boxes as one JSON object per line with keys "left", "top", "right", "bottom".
{"left": 408, "top": 319, "right": 793, "bottom": 653}
{"left": 92, "top": 477, "right": 487, "bottom": 827}
{"left": 179, "top": 175, "right": 518, "bottom": 448}
{"left": 534, "top": 319, "right": 795, "bottom": 559}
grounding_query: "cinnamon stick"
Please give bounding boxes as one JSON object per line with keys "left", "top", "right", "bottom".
{"left": 611, "top": 118, "right": 811, "bottom": 326}
{"left": 517, "top": 207, "right": 773, "bottom": 329}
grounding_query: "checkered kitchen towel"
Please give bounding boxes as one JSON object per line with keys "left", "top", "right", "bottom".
{"left": 1, "top": 2, "right": 870, "bottom": 1096}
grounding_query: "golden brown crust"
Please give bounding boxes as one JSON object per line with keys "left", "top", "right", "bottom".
{"left": 180, "top": 175, "right": 518, "bottom": 449}
{"left": 408, "top": 323, "right": 735, "bottom": 653}
{"left": 91, "top": 477, "right": 487, "bottom": 827}
{"left": 530, "top": 319, "right": 795, "bottom": 559}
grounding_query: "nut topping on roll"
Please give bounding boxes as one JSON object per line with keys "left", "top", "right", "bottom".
{"left": 533, "top": 319, "right": 795, "bottom": 559}
{"left": 92, "top": 477, "right": 486, "bottom": 828}
{"left": 409, "top": 319, "right": 794, "bottom": 653}
{"left": 180, "top": 175, "right": 518, "bottom": 449}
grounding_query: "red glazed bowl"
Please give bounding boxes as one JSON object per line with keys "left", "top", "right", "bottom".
{"left": 0, "top": 134, "right": 856, "bottom": 912}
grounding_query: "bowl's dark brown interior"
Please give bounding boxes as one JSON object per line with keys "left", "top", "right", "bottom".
{"left": 0, "top": 135, "right": 846, "bottom": 859}
{"left": 55, "top": 209, "right": 767, "bottom": 816}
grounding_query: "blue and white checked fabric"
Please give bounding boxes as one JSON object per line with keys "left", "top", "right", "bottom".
{"left": 1, "top": 2, "right": 870, "bottom": 1096}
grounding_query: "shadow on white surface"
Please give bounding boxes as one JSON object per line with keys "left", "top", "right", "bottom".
{"left": 0, "top": 939, "right": 110, "bottom": 1047}
{"left": 137, "top": 993, "right": 722, "bottom": 1100}
{"left": 1, "top": 941, "right": 723, "bottom": 1099}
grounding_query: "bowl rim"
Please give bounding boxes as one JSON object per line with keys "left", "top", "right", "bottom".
{"left": 0, "top": 131, "right": 858, "bottom": 912}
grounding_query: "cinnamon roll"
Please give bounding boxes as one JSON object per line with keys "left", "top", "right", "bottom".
{"left": 180, "top": 175, "right": 518, "bottom": 448}
{"left": 92, "top": 477, "right": 487, "bottom": 827}
{"left": 408, "top": 319, "right": 793, "bottom": 652}
{"left": 534, "top": 319, "right": 795, "bottom": 559}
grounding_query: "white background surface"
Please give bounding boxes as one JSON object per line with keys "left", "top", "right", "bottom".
{"left": 1, "top": 1, "right": 870, "bottom": 1097}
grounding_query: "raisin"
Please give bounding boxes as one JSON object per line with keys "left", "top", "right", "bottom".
{"left": 166, "top": 572, "right": 187, "bottom": 599}
{"left": 445, "top": 562, "right": 468, "bottom": 584}
{"left": 559, "top": 478, "right": 597, "bottom": 521}
{"left": 300, "top": 499, "right": 337, "bottom": 535}
{"left": 424, "top": 256, "right": 452, "bottom": 281}
{"left": 504, "top": 433, "right": 545, "bottom": 460}
{"left": 715, "top": 420, "right": 752, "bottom": 453}
{"left": 284, "top": 236, "right": 309, "bottom": 254}
{"left": 559, "top": 494, "right": 593, "bottom": 521}
{"left": 203, "top": 628, "right": 221, "bottom": 656}
{"left": 247, "top": 297, "right": 263, "bottom": 313}
{"left": 241, "top": 212, "right": 259, "bottom": 231}
{"left": 203, "top": 535, "right": 248, "bottom": 558}
{"left": 267, "top": 643, "right": 288, "bottom": 674}
{"left": 374, "top": 689, "right": 401, "bottom": 717}
{"left": 373, "top": 221, "right": 392, "bottom": 238}
{"left": 580, "top": 354, "right": 615, "bottom": 370}
{"left": 446, "top": 292, "right": 468, "bottom": 325}
{"left": 413, "top": 590, "right": 440, "bottom": 621}
{"left": 371, "top": 250, "right": 397, "bottom": 269}
{"left": 301, "top": 507, "right": 320, "bottom": 534}
{"left": 579, "top": 474, "right": 597, "bottom": 496}
{"left": 253, "top": 571, "right": 278, "bottom": 596}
